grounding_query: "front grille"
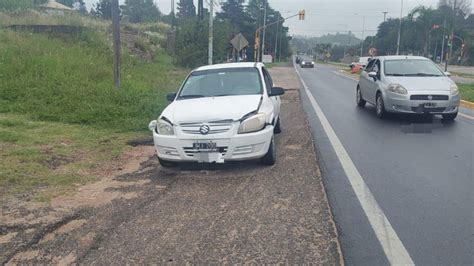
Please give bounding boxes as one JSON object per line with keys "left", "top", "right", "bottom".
{"left": 411, "top": 107, "right": 446, "bottom": 113}
{"left": 183, "top": 147, "right": 228, "bottom": 157}
{"left": 410, "top": 95, "right": 449, "bottom": 101}
{"left": 180, "top": 120, "right": 233, "bottom": 135}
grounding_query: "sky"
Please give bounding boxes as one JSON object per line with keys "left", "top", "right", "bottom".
{"left": 83, "top": 0, "right": 462, "bottom": 38}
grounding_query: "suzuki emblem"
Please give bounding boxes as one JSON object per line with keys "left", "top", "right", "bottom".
{"left": 199, "top": 124, "right": 210, "bottom": 135}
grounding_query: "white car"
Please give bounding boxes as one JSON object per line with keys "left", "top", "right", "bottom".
{"left": 148, "top": 62, "right": 284, "bottom": 167}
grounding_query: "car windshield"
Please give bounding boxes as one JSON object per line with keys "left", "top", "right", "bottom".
{"left": 178, "top": 68, "right": 262, "bottom": 99}
{"left": 384, "top": 59, "right": 444, "bottom": 77}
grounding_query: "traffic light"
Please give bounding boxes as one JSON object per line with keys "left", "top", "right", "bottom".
{"left": 299, "top": 10, "right": 305, "bottom": 20}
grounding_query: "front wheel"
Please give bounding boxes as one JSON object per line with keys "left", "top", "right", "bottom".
{"left": 261, "top": 136, "right": 276, "bottom": 166}
{"left": 274, "top": 117, "right": 282, "bottom": 134}
{"left": 442, "top": 112, "right": 457, "bottom": 122}
{"left": 356, "top": 86, "right": 366, "bottom": 107}
{"left": 375, "top": 93, "right": 386, "bottom": 119}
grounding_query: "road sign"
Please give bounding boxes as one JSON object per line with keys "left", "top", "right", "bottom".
{"left": 368, "top": 47, "right": 377, "bottom": 56}
{"left": 230, "top": 33, "right": 249, "bottom": 52}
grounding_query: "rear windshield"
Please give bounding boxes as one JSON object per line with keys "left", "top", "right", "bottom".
{"left": 178, "top": 68, "right": 262, "bottom": 99}
{"left": 384, "top": 59, "right": 444, "bottom": 77}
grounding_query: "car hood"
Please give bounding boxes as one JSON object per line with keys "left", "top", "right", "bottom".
{"left": 161, "top": 95, "right": 262, "bottom": 124}
{"left": 385, "top": 76, "right": 453, "bottom": 91}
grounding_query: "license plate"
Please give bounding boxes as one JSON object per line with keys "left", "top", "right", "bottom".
{"left": 423, "top": 102, "right": 437, "bottom": 108}
{"left": 193, "top": 141, "right": 217, "bottom": 152}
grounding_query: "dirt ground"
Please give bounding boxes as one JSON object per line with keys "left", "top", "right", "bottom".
{"left": 0, "top": 66, "right": 342, "bottom": 264}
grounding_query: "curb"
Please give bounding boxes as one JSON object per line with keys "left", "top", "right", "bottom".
{"left": 460, "top": 100, "right": 474, "bottom": 109}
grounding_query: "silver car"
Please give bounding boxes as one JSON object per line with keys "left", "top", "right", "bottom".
{"left": 356, "top": 56, "right": 460, "bottom": 121}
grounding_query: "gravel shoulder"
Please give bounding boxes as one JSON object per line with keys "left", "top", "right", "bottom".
{"left": 1, "top": 66, "right": 342, "bottom": 264}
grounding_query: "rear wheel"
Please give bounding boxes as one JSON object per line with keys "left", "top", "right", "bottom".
{"left": 356, "top": 86, "right": 366, "bottom": 107}
{"left": 375, "top": 93, "right": 386, "bottom": 119}
{"left": 158, "top": 158, "right": 178, "bottom": 168}
{"left": 261, "top": 136, "right": 276, "bottom": 166}
{"left": 442, "top": 112, "right": 457, "bottom": 122}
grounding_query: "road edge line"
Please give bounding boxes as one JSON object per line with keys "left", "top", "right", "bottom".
{"left": 294, "top": 64, "right": 414, "bottom": 265}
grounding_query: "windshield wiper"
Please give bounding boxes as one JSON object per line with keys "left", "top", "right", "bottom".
{"left": 212, "top": 94, "right": 235, "bottom": 97}
{"left": 410, "top": 73, "right": 441, "bottom": 77}
{"left": 178, "top": 94, "right": 205, "bottom": 99}
{"left": 386, "top": 73, "right": 406, "bottom": 76}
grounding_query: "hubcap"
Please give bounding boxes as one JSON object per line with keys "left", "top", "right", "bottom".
{"left": 357, "top": 89, "right": 361, "bottom": 102}
{"left": 376, "top": 97, "right": 382, "bottom": 114}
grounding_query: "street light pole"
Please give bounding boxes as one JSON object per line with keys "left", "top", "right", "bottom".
{"left": 208, "top": 0, "right": 214, "bottom": 65}
{"left": 396, "top": 0, "right": 403, "bottom": 55}
{"left": 383, "top": 11, "right": 388, "bottom": 22}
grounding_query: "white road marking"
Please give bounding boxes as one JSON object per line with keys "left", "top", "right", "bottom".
{"left": 332, "top": 70, "right": 474, "bottom": 120}
{"left": 295, "top": 65, "right": 415, "bottom": 265}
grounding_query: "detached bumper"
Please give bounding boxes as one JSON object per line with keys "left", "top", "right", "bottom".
{"left": 384, "top": 92, "right": 460, "bottom": 114}
{"left": 153, "top": 126, "right": 274, "bottom": 163}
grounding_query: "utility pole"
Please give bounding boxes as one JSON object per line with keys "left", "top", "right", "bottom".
{"left": 396, "top": 0, "right": 403, "bottom": 55}
{"left": 361, "top": 16, "right": 365, "bottom": 57}
{"left": 261, "top": 0, "right": 267, "bottom": 61}
{"left": 383, "top": 11, "right": 388, "bottom": 22}
{"left": 274, "top": 20, "right": 279, "bottom": 61}
{"left": 111, "top": 0, "right": 121, "bottom": 89}
{"left": 440, "top": 17, "right": 446, "bottom": 63}
{"left": 171, "top": 0, "right": 175, "bottom": 28}
{"left": 198, "top": 0, "right": 204, "bottom": 20}
{"left": 208, "top": 0, "right": 214, "bottom": 65}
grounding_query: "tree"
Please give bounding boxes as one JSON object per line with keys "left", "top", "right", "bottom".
{"left": 176, "top": 0, "right": 196, "bottom": 20}
{"left": 91, "top": 0, "right": 113, "bottom": 20}
{"left": 57, "top": 0, "right": 75, "bottom": 7}
{"left": 438, "top": 0, "right": 472, "bottom": 16}
{"left": 122, "top": 0, "right": 161, "bottom": 23}
{"left": 76, "top": 0, "right": 87, "bottom": 14}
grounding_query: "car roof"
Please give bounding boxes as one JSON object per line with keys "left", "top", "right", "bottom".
{"left": 194, "top": 62, "right": 264, "bottom": 72}
{"left": 375, "top": 55, "right": 429, "bottom": 61}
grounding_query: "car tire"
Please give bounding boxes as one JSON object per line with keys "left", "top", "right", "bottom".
{"left": 375, "top": 93, "right": 386, "bottom": 119}
{"left": 274, "top": 117, "right": 282, "bottom": 134}
{"left": 356, "top": 86, "right": 366, "bottom": 107}
{"left": 442, "top": 112, "right": 457, "bottom": 122}
{"left": 261, "top": 136, "right": 276, "bottom": 166}
{"left": 158, "top": 157, "right": 178, "bottom": 168}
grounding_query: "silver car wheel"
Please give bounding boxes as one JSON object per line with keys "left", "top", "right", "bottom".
{"left": 376, "top": 97, "right": 382, "bottom": 115}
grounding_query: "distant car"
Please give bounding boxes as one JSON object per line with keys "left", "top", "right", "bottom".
{"left": 300, "top": 59, "right": 315, "bottom": 68}
{"left": 149, "top": 62, "right": 284, "bottom": 167}
{"left": 350, "top": 56, "right": 371, "bottom": 69}
{"left": 356, "top": 56, "right": 460, "bottom": 121}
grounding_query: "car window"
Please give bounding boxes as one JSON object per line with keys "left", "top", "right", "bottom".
{"left": 384, "top": 59, "right": 444, "bottom": 77}
{"left": 178, "top": 68, "right": 263, "bottom": 98}
{"left": 262, "top": 68, "right": 273, "bottom": 94}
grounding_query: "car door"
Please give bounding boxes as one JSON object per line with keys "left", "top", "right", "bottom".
{"left": 262, "top": 67, "right": 280, "bottom": 120}
{"left": 359, "top": 59, "right": 376, "bottom": 101}
{"left": 366, "top": 59, "right": 381, "bottom": 103}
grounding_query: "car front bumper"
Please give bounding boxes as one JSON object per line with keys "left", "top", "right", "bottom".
{"left": 153, "top": 125, "right": 274, "bottom": 163}
{"left": 384, "top": 92, "right": 460, "bottom": 114}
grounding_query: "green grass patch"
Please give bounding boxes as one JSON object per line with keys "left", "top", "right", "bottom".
{"left": 0, "top": 29, "right": 187, "bottom": 131}
{"left": 458, "top": 83, "right": 474, "bottom": 102}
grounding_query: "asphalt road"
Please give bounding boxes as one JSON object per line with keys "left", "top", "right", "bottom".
{"left": 296, "top": 63, "right": 474, "bottom": 265}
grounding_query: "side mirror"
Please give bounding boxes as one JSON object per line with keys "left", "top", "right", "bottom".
{"left": 368, "top": 71, "right": 378, "bottom": 79}
{"left": 269, "top": 87, "right": 285, "bottom": 97}
{"left": 444, "top": 71, "right": 451, "bottom": 77}
{"left": 148, "top": 120, "right": 157, "bottom": 131}
{"left": 167, "top": 92, "right": 177, "bottom": 101}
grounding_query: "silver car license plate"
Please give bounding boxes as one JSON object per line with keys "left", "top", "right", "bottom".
{"left": 193, "top": 141, "right": 217, "bottom": 152}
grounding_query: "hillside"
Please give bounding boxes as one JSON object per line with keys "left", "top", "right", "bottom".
{"left": 0, "top": 11, "right": 187, "bottom": 199}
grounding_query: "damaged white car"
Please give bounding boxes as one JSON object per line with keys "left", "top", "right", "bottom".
{"left": 148, "top": 62, "right": 284, "bottom": 167}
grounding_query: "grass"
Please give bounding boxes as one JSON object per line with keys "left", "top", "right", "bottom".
{"left": 0, "top": 113, "right": 142, "bottom": 200}
{"left": 0, "top": 24, "right": 187, "bottom": 200}
{"left": 451, "top": 71, "right": 474, "bottom": 79}
{"left": 458, "top": 84, "right": 474, "bottom": 102}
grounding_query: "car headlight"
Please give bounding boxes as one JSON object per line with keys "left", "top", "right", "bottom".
{"left": 302, "top": 61, "right": 306, "bottom": 64}
{"left": 387, "top": 83, "right": 408, "bottom": 95}
{"left": 238, "top": 113, "right": 266, "bottom": 134}
{"left": 311, "top": 61, "right": 315, "bottom": 64}
{"left": 450, "top": 84, "right": 459, "bottom": 95}
{"left": 156, "top": 118, "right": 174, "bottom": 135}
